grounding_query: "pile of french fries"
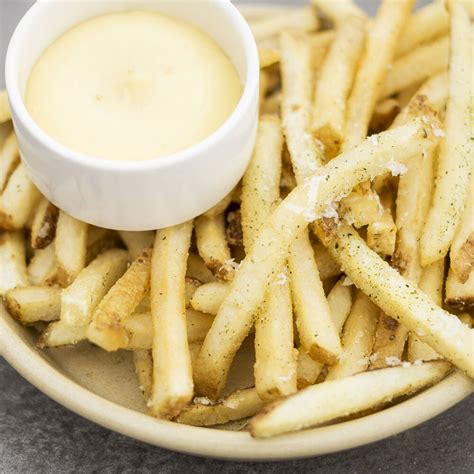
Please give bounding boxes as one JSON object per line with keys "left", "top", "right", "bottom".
{"left": 1, "top": 0, "right": 473, "bottom": 438}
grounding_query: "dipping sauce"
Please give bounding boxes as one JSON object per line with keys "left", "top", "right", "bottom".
{"left": 25, "top": 11, "right": 242, "bottom": 161}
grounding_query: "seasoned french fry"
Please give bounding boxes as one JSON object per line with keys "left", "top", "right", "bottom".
{"left": 380, "top": 36, "right": 449, "bottom": 100}
{"left": 395, "top": 1, "right": 449, "bottom": 58}
{"left": 0, "top": 163, "right": 41, "bottom": 230}
{"left": 195, "top": 214, "right": 234, "bottom": 281}
{"left": 250, "top": 6, "right": 319, "bottom": 42}
{"left": 312, "top": 15, "right": 366, "bottom": 158}
{"left": 311, "top": 0, "right": 365, "bottom": 25}
{"left": 365, "top": 210, "right": 397, "bottom": 257}
{"left": 5, "top": 286, "right": 60, "bottom": 324}
{"left": 449, "top": 171, "right": 473, "bottom": 283}
{"left": 176, "top": 388, "right": 266, "bottom": 427}
{"left": 61, "top": 249, "right": 128, "bottom": 327}
{"left": 186, "top": 253, "right": 216, "bottom": 284}
{"left": 118, "top": 230, "right": 155, "bottom": 260}
{"left": 407, "top": 259, "right": 444, "bottom": 362}
{"left": 149, "top": 221, "right": 194, "bottom": 419}
{"left": 326, "top": 291, "right": 378, "bottom": 380}
{"left": 421, "top": 2, "right": 472, "bottom": 266}
{"left": 0, "top": 231, "right": 29, "bottom": 295}
{"left": 312, "top": 241, "right": 341, "bottom": 281}
{"left": 39, "top": 320, "right": 85, "bottom": 348}
{"left": 327, "top": 224, "right": 474, "bottom": 377}
{"left": 241, "top": 115, "right": 296, "bottom": 400}
{"left": 0, "top": 90, "right": 11, "bottom": 124}
{"left": 250, "top": 361, "right": 451, "bottom": 438}
{"left": 133, "top": 349, "right": 153, "bottom": 401}
{"left": 0, "top": 132, "right": 20, "bottom": 192}
{"left": 55, "top": 211, "right": 88, "bottom": 287}
{"left": 296, "top": 351, "right": 322, "bottom": 389}
{"left": 190, "top": 281, "right": 229, "bottom": 315}
{"left": 446, "top": 269, "right": 474, "bottom": 309}
{"left": 194, "top": 120, "right": 440, "bottom": 398}
{"left": 344, "top": 0, "right": 415, "bottom": 150}
{"left": 27, "top": 243, "right": 58, "bottom": 286}
{"left": 87, "top": 247, "right": 152, "bottom": 351}
{"left": 30, "top": 198, "right": 58, "bottom": 249}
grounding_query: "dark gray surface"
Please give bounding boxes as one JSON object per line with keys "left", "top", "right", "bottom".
{"left": 1, "top": 0, "right": 473, "bottom": 472}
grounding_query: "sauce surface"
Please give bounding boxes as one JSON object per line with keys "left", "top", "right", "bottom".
{"left": 26, "top": 11, "right": 242, "bottom": 161}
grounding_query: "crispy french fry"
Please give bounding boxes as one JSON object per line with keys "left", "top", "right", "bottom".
{"left": 39, "top": 320, "right": 85, "bottom": 348}
{"left": 186, "top": 253, "right": 216, "bottom": 284}
{"left": 0, "top": 163, "right": 41, "bottom": 230}
{"left": 250, "top": 361, "right": 451, "bottom": 438}
{"left": 60, "top": 249, "right": 128, "bottom": 327}
{"left": 309, "top": 30, "right": 336, "bottom": 71}
{"left": 420, "top": 2, "right": 472, "bottom": 266}
{"left": 87, "top": 247, "right": 152, "bottom": 351}
{"left": 395, "top": 1, "right": 449, "bottom": 58}
{"left": 194, "top": 120, "right": 440, "bottom": 398}
{"left": 296, "top": 351, "right": 322, "bottom": 389}
{"left": 190, "top": 281, "right": 229, "bottom": 315}
{"left": 449, "top": 172, "right": 473, "bottom": 283}
{"left": 446, "top": 269, "right": 474, "bottom": 309}
{"left": 55, "top": 211, "right": 88, "bottom": 287}
{"left": 0, "top": 231, "right": 29, "bottom": 295}
{"left": 195, "top": 214, "right": 234, "bottom": 281}
{"left": 250, "top": 6, "right": 319, "bottom": 42}
{"left": 326, "top": 291, "right": 378, "bottom": 380}
{"left": 365, "top": 210, "right": 397, "bottom": 257}
{"left": 311, "top": 0, "right": 365, "bottom": 25}
{"left": 0, "top": 90, "right": 11, "bottom": 124}
{"left": 312, "top": 15, "right": 366, "bottom": 158}
{"left": 30, "top": 198, "right": 58, "bottom": 249}
{"left": 5, "top": 286, "right": 60, "bottom": 324}
{"left": 397, "top": 82, "right": 422, "bottom": 110}
{"left": 344, "top": 0, "right": 415, "bottom": 150}
{"left": 327, "top": 224, "right": 474, "bottom": 378}
{"left": 27, "top": 243, "right": 58, "bottom": 286}
{"left": 85, "top": 227, "right": 119, "bottom": 264}
{"left": 380, "top": 36, "right": 449, "bottom": 100}
{"left": 133, "top": 349, "right": 153, "bottom": 401}
{"left": 0, "top": 132, "right": 20, "bottom": 192}
{"left": 241, "top": 115, "right": 297, "bottom": 400}
{"left": 118, "top": 231, "right": 155, "bottom": 260}
{"left": 176, "top": 388, "right": 266, "bottom": 427}
{"left": 149, "top": 221, "right": 194, "bottom": 419}
{"left": 407, "top": 259, "right": 444, "bottom": 362}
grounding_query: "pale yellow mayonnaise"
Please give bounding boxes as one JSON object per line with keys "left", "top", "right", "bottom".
{"left": 26, "top": 11, "right": 242, "bottom": 161}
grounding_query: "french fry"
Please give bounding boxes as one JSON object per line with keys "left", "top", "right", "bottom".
{"left": 149, "top": 221, "right": 194, "bottom": 419}
{"left": 225, "top": 209, "right": 243, "bottom": 248}
{"left": 0, "top": 90, "right": 11, "bottom": 124}
{"left": 27, "top": 243, "right": 58, "bottom": 286}
{"left": 133, "top": 349, "right": 153, "bottom": 401}
{"left": 296, "top": 351, "right": 322, "bottom": 389}
{"left": 407, "top": 259, "right": 444, "bottom": 362}
{"left": 176, "top": 388, "right": 266, "bottom": 427}
{"left": 312, "top": 241, "right": 341, "bottom": 281}
{"left": 449, "top": 171, "right": 473, "bottom": 283}
{"left": 262, "top": 90, "right": 281, "bottom": 116}
{"left": 118, "top": 230, "right": 155, "bottom": 260}
{"left": 85, "top": 226, "right": 119, "bottom": 264}
{"left": 87, "top": 247, "right": 152, "bottom": 351}
{"left": 241, "top": 115, "right": 296, "bottom": 400}
{"left": 395, "top": 1, "right": 449, "bottom": 58}
{"left": 194, "top": 120, "right": 440, "bottom": 398}
{"left": 0, "top": 163, "right": 41, "bottom": 230}
{"left": 190, "top": 281, "right": 229, "bottom": 315}
{"left": 250, "top": 361, "right": 451, "bottom": 438}
{"left": 311, "top": 15, "right": 366, "bottom": 158}
{"left": 379, "top": 35, "right": 449, "bottom": 100}
{"left": 327, "top": 224, "right": 474, "bottom": 378}
{"left": 311, "top": 0, "right": 365, "bottom": 25}
{"left": 370, "top": 98, "right": 400, "bottom": 133}
{"left": 5, "top": 286, "right": 60, "bottom": 324}
{"left": 186, "top": 253, "right": 216, "bottom": 284}
{"left": 344, "top": 0, "right": 415, "bottom": 150}
{"left": 259, "top": 46, "right": 281, "bottom": 69}
{"left": 397, "top": 82, "right": 421, "bottom": 110}
{"left": 0, "top": 231, "right": 29, "bottom": 295}
{"left": 365, "top": 210, "right": 397, "bottom": 257}
{"left": 250, "top": 7, "right": 319, "bottom": 42}
{"left": 60, "top": 249, "right": 128, "bottom": 327}
{"left": 309, "top": 30, "right": 336, "bottom": 71}
{"left": 445, "top": 269, "right": 474, "bottom": 310}
{"left": 420, "top": 2, "right": 472, "bottom": 266}
{"left": 30, "top": 198, "right": 58, "bottom": 249}
{"left": 326, "top": 291, "right": 378, "bottom": 380}
{"left": 39, "top": 320, "right": 85, "bottom": 348}
{"left": 0, "top": 132, "right": 20, "bottom": 192}
{"left": 55, "top": 211, "right": 88, "bottom": 287}
{"left": 459, "top": 313, "right": 472, "bottom": 328}
{"left": 195, "top": 214, "right": 234, "bottom": 281}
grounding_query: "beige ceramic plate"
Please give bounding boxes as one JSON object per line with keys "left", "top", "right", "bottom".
{"left": 1, "top": 304, "right": 472, "bottom": 460}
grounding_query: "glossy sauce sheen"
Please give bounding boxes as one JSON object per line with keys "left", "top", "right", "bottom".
{"left": 25, "top": 11, "right": 242, "bottom": 161}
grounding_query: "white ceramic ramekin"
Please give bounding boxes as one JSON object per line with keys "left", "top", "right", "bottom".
{"left": 5, "top": 0, "right": 259, "bottom": 230}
